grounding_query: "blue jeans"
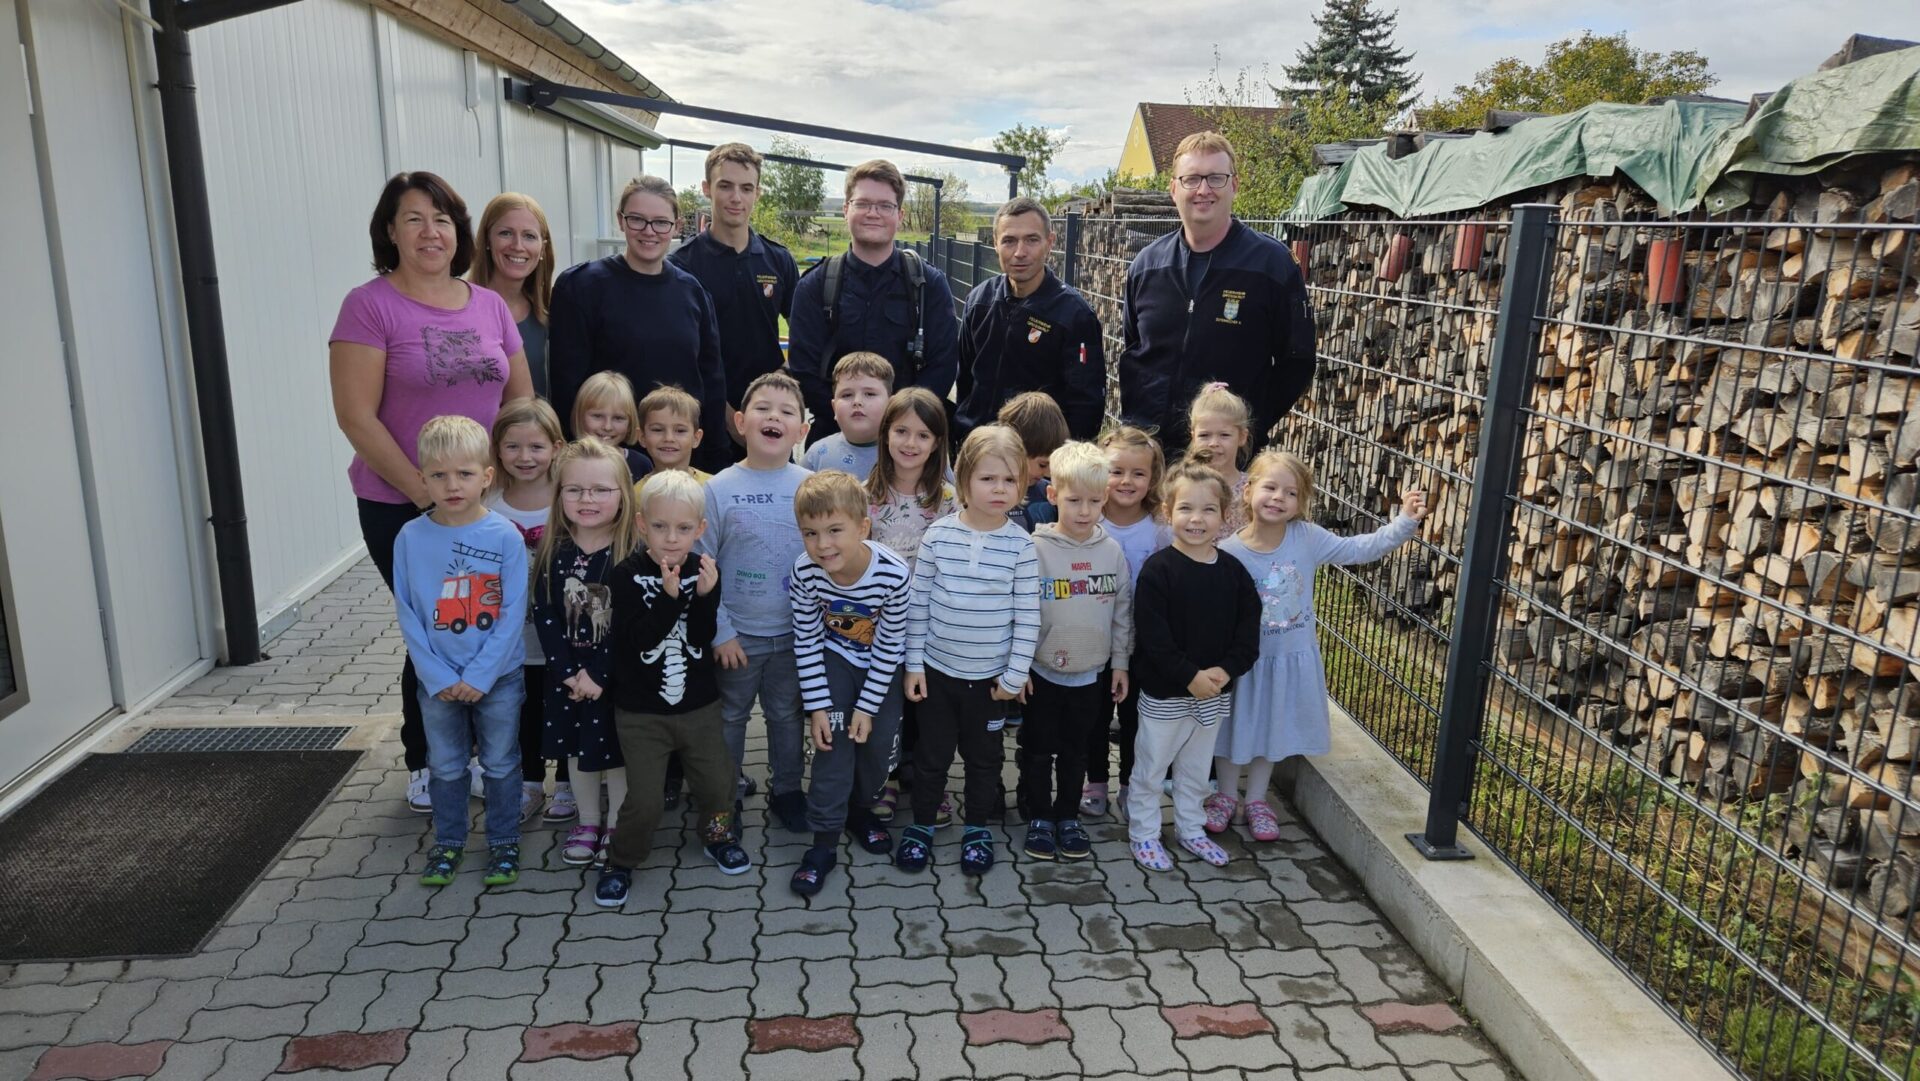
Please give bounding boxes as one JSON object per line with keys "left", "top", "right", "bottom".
{"left": 716, "top": 633, "right": 805, "bottom": 797}
{"left": 420, "top": 669, "right": 525, "bottom": 848}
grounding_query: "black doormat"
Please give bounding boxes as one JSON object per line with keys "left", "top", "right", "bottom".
{"left": 0, "top": 750, "right": 361, "bottom": 962}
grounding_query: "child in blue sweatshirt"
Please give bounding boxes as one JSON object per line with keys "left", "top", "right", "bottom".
{"left": 392, "top": 416, "right": 530, "bottom": 888}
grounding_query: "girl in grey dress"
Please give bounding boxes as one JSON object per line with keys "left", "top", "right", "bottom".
{"left": 1212, "top": 449, "right": 1427, "bottom": 842}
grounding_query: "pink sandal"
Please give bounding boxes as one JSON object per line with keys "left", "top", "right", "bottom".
{"left": 1130, "top": 838, "right": 1173, "bottom": 872}
{"left": 1245, "top": 800, "right": 1282, "bottom": 842}
{"left": 1202, "top": 793, "right": 1238, "bottom": 835}
{"left": 1179, "top": 835, "right": 1231, "bottom": 866}
{"left": 561, "top": 824, "right": 601, "bottom": 866}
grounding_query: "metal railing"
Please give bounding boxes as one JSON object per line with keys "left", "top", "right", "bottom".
{"left": 918, "top": 201, "right": 1920, "bottom": 1079}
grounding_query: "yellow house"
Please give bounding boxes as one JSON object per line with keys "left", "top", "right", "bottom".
{"left": 1119, "top": 102, "right": 1286, "bottom": 180}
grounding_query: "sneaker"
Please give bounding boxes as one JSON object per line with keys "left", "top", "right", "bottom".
{"left": 594, "top": 828, "right": 614, "bottom": 867}
{"left": 594, "top": 866, "right": 631, "bottom": 907}
{"left": 520, "top": 783, "right": 545, "bottom": 824}
{"left": 1179, "top": 834, "right": 1231, "bottom": 867}
{"left": 934, "top": 793, "right": 954, "bottom": 829}
{"left": 1057, "top": 819, "right": 1092, "bottom": 861}
{"left": 663, "top": 775, "right": 683, "bottom": 811}
{"left": 1203, "top": 793, "right": 1239, "bottom": 835}
{"left": 704, "top": 839, "right": 752, "bottom": 875}
{"left": 871, "top": 783, "right": 899, "bottom": 824}
{"left": 483, "top": 843, "right": 520, "bottom": 886}
{"left": 1130, "top": 838, "right": 1173, "bottom": 872}
{"left": 769, "top": 790, "right": 809, "bottom": 834}
{"left": 545, "top": 782, "right": 578, "bottom": 824}
{"left": 1079, "top": 782, "right": 1109, "bottom": 818}
{"left": 737, "top": 774, "right": 758, "bottom": 801}
{"left": 790, "top": 845, "right": 836, "bottom": 896}
{"left": 895, "top": 825, "right": 933, "bottom": 872}
{"left": 1245, "top": 800, "right": 1282, "bottom": 842}
{"left": 406, "top": 769, "right": 432, "bottom": 814}
{"left": 1114, "top": 785, "right": 1130, "bottom": 824}
{"left": 851, "top": 819, "right": 893, "bottom": 855}
{"left": 1023, "top": 819, "right": 1057, "bottom": 861}
{"left": 960, "top": 827, "right": 995, "bottom": 876}
{"left": 561, "top": 824, "right": 601, "bottom": 866}
{"left": 420, "top": 844, "right": 463, "bottom": 886}
{"left": 469, "top": 759, "right": 485, "bottom": 799}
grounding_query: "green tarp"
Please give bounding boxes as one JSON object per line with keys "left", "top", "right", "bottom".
{"left": 1288, "top": 46, "right": 1920, "bottom": 219}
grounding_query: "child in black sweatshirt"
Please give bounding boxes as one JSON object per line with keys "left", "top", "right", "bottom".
{"left": 1126, "top": 460, "right": 1261, "bottom": 872}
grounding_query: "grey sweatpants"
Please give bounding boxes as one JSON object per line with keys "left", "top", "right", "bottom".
{"left": 716, "top": 632, "right": 806, "bottom": 797}
{"left": 805, "top": 650, "right": 905, "bottom": 838}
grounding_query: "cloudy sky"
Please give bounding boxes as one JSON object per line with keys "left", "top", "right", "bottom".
{"left": 556, "top": 0, "right": 1912, "bottom": 199}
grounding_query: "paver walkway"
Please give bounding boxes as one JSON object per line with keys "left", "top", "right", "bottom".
{"left": 1, "top": 560, "right": 1517, "bottom": 1080}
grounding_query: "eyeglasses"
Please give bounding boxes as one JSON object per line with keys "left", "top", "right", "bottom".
{"left": 848, "top": 199, "right": 899, "bottom": 215}
{"left": 1175, "top": 172, "right": 1234, "bottom": 191}
{"left": 560, "top": 485, "right": 622, "bottom": 502}
{"left": 619, "top": 214, "right": 677, "bottom": 234}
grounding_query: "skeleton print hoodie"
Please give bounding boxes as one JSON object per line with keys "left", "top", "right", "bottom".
{"left": 610, "top": 548, "right": 722, "bottom": 715}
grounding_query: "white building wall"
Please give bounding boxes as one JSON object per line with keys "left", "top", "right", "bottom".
{"left": 20, "top": 0, "right": 205, "bottom": 705}
{"left": 501, "top": 107, "right": 575, "bottom": 264}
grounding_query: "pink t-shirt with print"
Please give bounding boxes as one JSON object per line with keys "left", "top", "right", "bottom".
{"left": 330, "top": 276, "right": 523, "bottom": 504}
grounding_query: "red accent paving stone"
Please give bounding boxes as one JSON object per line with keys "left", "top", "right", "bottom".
{"left": 521, "top": 1022, "right": 641, "bottom": 1063}
{"left": 28, "top": 1041, "right": 171, "bottom": 1081}
{"left": 1362, "top": 1001, "right": 1469, "bottom": 1034}
{"left": 747, "top": 1015, "right": 859, "bottom": 1053}
{"left": 959, "top": 1009, "right": 1071, "bottom": 1046}
{"left": 1160, "top": 1003, "right": 1277, "bottom": 1039}
{"left": 279, "top": 1030, "right": 410, "bottom": 1072}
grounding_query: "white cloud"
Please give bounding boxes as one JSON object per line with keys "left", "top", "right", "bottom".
{"left": 554, "top": 0, "right": 1913, "bottom": 198}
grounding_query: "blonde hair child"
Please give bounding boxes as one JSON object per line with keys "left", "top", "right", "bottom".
{"left": 1210, "top": 449, "right": 1426, "bottom": 842}
{"left": 1187, "top": 382, "right": 1253, "bottom": 538}
{"left": 572, "top": 371, "right": 652, "bottom": 483}
{"left": 531, "top": 439, "right": 639, "bottom": 868}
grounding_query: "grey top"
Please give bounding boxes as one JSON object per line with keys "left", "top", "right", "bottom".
{"left": 698, "top": 461, "right": 814, "bottom": 643}
{"left": 518, "top": 313, "right": 549, "bottom": 399}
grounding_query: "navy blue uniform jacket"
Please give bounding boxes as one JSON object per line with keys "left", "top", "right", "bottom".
{"left": 668, "top": 229, "right": 797, "bottom": 410}
{"left": 788, "top": 248, "right": 959, "bottom": 441}
{"left": 955, "top": 268, "right": 1106, "bottom": 447}
{"left": 548, "top": 255, "right": 732, "bottom": 474}
{"left": 1119, "top": 219, "right": 1316, "bottom": 453}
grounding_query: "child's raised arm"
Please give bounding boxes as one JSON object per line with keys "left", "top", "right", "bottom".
{"left": 1307, "top": 499, "right": 1424, "bottom": 568}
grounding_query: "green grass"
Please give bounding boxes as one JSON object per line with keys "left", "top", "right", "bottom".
{"left": 1314, "top": 573, "right": 1920, "bottom": 1080}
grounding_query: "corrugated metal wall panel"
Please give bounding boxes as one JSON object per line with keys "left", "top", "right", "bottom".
{"left": 387, "top": 16, "right": 499, "bottom": 211}
{"left": 194, "top": 0, "right": 389, "bottom": 617}
{"left": 567, "top": 126, "right": 608, "bottom": 264}
{"left": 23, "top": 0, "right": 200, "bottom": 702}
{"left": 501, "top": 105, "right": 575, "bottom": 264}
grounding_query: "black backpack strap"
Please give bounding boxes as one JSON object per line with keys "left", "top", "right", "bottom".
{"left": 899, "top": 249, "right": 926, "bottom": 374}
{"left": 819, "top": 253, "right": 845, "bottom": 333}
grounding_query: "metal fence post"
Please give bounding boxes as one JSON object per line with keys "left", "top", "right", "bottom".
{"left": 932, "top": 187, "right": 942, "bottom": 243}
{"left": 1063, "top": 211, "right": 1082, "bottom": 288}
{"left": 969, "top": 239, "right": 983, "bottom": 290}
{"left": 1407, "top": 203, "right": 1556, "bottom": 861}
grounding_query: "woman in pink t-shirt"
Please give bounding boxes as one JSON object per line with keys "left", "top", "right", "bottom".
{"left": 329, "top": 171, "right": 533, "bottom": 813}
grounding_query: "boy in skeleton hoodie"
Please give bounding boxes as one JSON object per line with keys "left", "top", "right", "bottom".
{"left": 597, "top": 470, "right": 751, "bottom": 908}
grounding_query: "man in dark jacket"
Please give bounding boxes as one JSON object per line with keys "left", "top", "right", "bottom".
{"left": 789, "top": 159, "right": 958, "bottom": 443}
{"left": 670, "top": 145, "right": 798, "bottom": 410}
{"left": 954, "top": 197, "right": 1106, "bottom": 447}
{"left": 1119, "top": 131, "right": 1315, "bottom": 454}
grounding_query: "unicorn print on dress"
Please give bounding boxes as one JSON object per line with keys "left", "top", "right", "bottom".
{"left": 1259, "top": 562, "right": 1309, "bottom": 633}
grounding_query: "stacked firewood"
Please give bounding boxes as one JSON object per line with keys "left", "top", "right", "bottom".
{"left": 1275, "top": 161, "right": 1920, "bottom": 940}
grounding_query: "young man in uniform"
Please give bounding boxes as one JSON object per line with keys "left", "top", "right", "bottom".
{"left": 669, "top": 143, "right": 799, "bottom": 459}
{"left": 954, "top": 197, "right": 1106, "bottom": 448}
{"left": 1118, "top": 131, "right": 1316, "bottom": 454}
{"left": 789, "top": 159, "right": 959, "bottom": 444}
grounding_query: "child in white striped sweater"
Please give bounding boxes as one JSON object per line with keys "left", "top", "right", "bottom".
{"left": 901, "top": 425, "right": 1041, "bottom": 877}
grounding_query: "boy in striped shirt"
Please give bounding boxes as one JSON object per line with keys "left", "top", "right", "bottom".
{"left": 901, "top": 425, "right": 1041, "bottom": 876}
{"left": 789, "top": 470, "right": 913, "bottom": 896}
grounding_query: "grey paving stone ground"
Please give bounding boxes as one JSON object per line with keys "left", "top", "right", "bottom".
{"left": 1, "top": 560, "right": 1518, "bottom": 1079}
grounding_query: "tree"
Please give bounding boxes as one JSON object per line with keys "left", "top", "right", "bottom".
{"left": 760, "top": 135, "right": 825, "bottom": 228}
{"left": 902, "top": 171, "right": 974, "bottom": 236}
{"left": 676, "top": 184, "right": 708, "bottom": 231}
{"left": 1044, "top": 169, "right": 1119, "bottom": 213}
{"left": 1190, "top": 58, "right": 1399, "bottom": 219}
{"left": 1419, "top": 32, "right": 1716, "bottom": 131}
{"left": 993, "top": 123, "right": 1070, "bottom": 197}
{"left": 1283, "top": 0, "right": 1417, "bottom": 110}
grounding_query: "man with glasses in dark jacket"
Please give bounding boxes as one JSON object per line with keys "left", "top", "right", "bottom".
{"left": 1118, "top": 131, "right": 1316, "bottom": 454}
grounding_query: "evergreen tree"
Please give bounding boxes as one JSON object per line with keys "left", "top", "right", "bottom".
{"left": 1283, "top": 0, "right": 1418, "bottom": 111}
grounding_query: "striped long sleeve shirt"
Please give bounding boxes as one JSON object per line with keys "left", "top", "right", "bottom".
{"left": 905, "top": 514, "right": 1041, "bottom": 696}
{"left": 790, "top": 542, "right": 912, "bottom": 716}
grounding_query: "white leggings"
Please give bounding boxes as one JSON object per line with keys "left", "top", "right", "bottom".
{"left": 1127, "top": 692, "right": 1231, "bottom": 843}
{"left": 568, "top": 759, "right": 629, "bottom": 831}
